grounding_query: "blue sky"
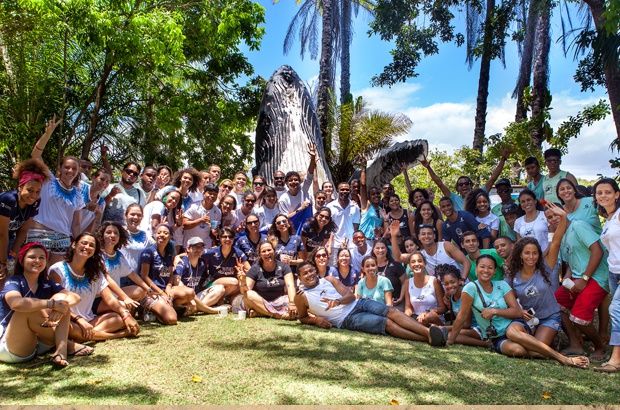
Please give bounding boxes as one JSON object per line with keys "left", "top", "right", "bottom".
{"left": 244, "top": 0, "right": 616, "bottom": 180}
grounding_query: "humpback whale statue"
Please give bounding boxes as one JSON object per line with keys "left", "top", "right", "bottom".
{"left": 254, "top": 65, "right": 428, "bottom": 188}
{"left": 253, "top": 65, "right": 333, "bottom": 186}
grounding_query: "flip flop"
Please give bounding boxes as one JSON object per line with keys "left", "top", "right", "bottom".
{"left": 593, "top": 361, "right": 620, "bottom": 373}
{"left": 589, "top": 352, "right": 611, "bottom": 362}
{"left": 560, "top": 348, "right": 585, "bottom": 357}
{"left": 69, "top": 345, "right": 94, "bottom": 357}
{"left": 429, "top": 325, "right": 447, "bottom": 347}
{"left": 50, "top": 354, "right": 69, "bottom": 369}
{"left": 566, "top": 356, "right": 590, "bottom": 370}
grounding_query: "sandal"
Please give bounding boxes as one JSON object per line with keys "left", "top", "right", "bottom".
{"left": 69, "top": 344, "right": 94, "bottom": 357}
{"left": 429, "top": 325, "right": 447, "bottom": 347}
{"left": 589, "top": 350, "right": 610, "bottom": 362}
{"left": 50, "top": 354, "right": 68, "bottom": 369}
{"left": 566, "top": 356, "right": 590, "bottom": 370}
{"left": 593, "top": 361, "right": 620, "bottom": 373}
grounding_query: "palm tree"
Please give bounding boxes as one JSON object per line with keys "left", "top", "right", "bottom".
{"left": 529, "top": 0, "right": 551, "bottom": 147}
{"left": 316, "top": 0, "right": 335, "bottom": 148}
{"left": 326, "top": 94, "right": 412, "bottom": 183}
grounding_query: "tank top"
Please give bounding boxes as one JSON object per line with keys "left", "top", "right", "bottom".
{"left": 388, "top": 209, "right": 411, "bottom": 238}
{"left": 408, "top": 276, "right": 442, "bottom": 318}
{"left": 601, "top": 207, "right": 620, "bottom": 273}
{"left": 302, "top": 278, "right": 357, "bottom": 328}
{"left": 542, "top": 170, "right": 568, "bottom": 204}
{"left": 422, "top": 242, "right": 460, "bottom": 279}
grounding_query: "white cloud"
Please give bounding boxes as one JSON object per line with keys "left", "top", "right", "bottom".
{"left": 352, "top": 82, "right": 617, "bottom": 180}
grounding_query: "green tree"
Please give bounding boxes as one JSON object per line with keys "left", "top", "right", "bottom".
{"left": 326, "top": 94, "right": 412, "bottom": 183}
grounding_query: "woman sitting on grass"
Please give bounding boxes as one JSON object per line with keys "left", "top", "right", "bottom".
{"left": 436, "top": 264, "right": 490, "bottom": 348}
{"left": 355, "top": 256, "right": 393, "bottom": 306}
{"left": 307, "top": 246, "right": 337, "bottom": 278}
{"left": 403, "top": 252, "right": 446, "bottom": 326}
{"left": 239, "top": 240, "right": 297, "bottom": 319}
{"left": 121, "top": 204, "right": 154, "bottom": 273}
{"left": 49, "top": 232, "right": 140, "bottom": 342}
{"left": 0, "top": 242, "right": 81, "bottom": 368}
{"left": 447, "top": 254, "right": 590, "bottom": 369}
{"left": 138, "top": 224, "right": 179, "bottom": 325}
{"left": 95, "top": 221, "right": 150, "bottom": 315}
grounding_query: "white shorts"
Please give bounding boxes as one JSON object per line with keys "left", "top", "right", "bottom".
{"left": 0, "top": 329, "right": 54, "bottom": 363}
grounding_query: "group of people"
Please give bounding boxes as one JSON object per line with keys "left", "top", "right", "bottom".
{"left": 0, "top": 117, "right": 619, "bottom": 375}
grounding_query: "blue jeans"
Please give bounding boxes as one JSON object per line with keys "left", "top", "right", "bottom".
{"left": 340, "top": 299, "right": 391, "bottom": 335}
{"left": 609, "top": 272, "right": 620, "bottom": 347}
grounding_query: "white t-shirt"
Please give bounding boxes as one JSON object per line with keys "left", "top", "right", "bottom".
{"left": 183, "top": 202, "right": 222, "bottom": 248}
{"left": 476, "top": 213, "right": 500, "bottom": 233}
{"left": 139, "top": 201, "right": 166, "bottom": 239}
{"left": 327, "top": 200, "right": 361, "bottom": 248}
{"left": 278, "top": 174, "right": 314, "bottom": 215}
{"left": 514, "top": 211, "right": 549, "bottom": 251}
{"left": 33, "top": 175, "right": 85, "bottom": 236}
{"left": 103, "top": 251, "right": 134, "bottom": 298}
{"left": 256, "top": 204, "right": 280, "bottom": 232}
{"left": 120, "top": 229, "right": 154, "bottom": 272}
{"left": 49, "top": 261, "right": 108, "bottom": 322}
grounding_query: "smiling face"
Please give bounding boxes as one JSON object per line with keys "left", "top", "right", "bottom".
{"left": 60, "top": 158, "right": 79, "bottom": 185}
{"left": 418, "top": 227, "right": 436, "bottom": 246}
{"left": 413, "top": 191, "right": 426, "bottom": 206}
{"left": 362, "top": 258, "right": 377, "bottom": 277}
{"left": 79, "top": 159, "right": 92, "bottom": 177}
{"left": 275, "top": 216, "right": 289, "bottom": 232}
{"left": 557, "top": 180, "right": 575, "bottom": 204}
{"left": 521, "top": 243, "right": 540, "bottom": 269}
{"left": 243, "top": 194, "right": 257, "bottom": 210}
{"left": 165, "top": 192, "right": 181, "bottom": 209}
{"left": 544, "top": 208, "right": 561, "bottom": 231}
{"left": 73, "top": 234, "right": 97, "bottom": 259}
{"left": 519, "top": 193, "right": 537, "bottom": 214}
{"left": 419, "top": 203, "right": 433, "bottom": 221}
{"left": 369, "top": 188, "right": 381, "bottom": 205}
{"left": 323, "top": 182, "right": 334, "bottom": 196}
{"left": 408, "top": 253, "right": 426, "bottom": 275}
{"left": 245, "top": 215, "right": 260, "bottom": 233}
{"left": 337, "top": 184, "right": 351, "bottom": 201}
{"left": 298, "top": 264, "right": 319, "bottom": 288}
{"left": 155, "top": 226, "right": 171, "bottom": 245}
{"left": 91, "top": 172, "right": 111, "bottom": 193}
{"left": 439, "top": 199, "right": 454, "bottom": 218}
{"left": 220, "top": 197, "right": 235, "bottom": 215}
{"left": 503, "top": 212, "right": 518, "bottom": 229}
{"left": 456, "top": 177, "right": 472, "bottom": 196}
{"left": 103, "top": 225, "right": 120, "bottom": 248}
{"left": 313, "top": 249, "right": 329, "bottom": 267}
{"left": 442, "top": 274, "right": 460, "bottom": 296}
{"left": 180, "top": 173, "right": 194, "bottom": 190}
{"left": 595, "top": 182, "right": 620, "bottom": 212}
{"left": 388, "top": 195, "right": 401, "bottom": 210}
{"left": 22, "top": 247, "right": 47, "bottom": 276}
{"left": 259, "top": 242, "right": 275, "bottom": 263}
{"left": 158, "top": 168, "right": 171, "bottom": 184}
{"left": 372, "top": 242, "right": 388, "bottom": 260}
{"left": 352, "top": 232, "right": 366, "bottom": 248}
{"left": 125, "top": 206, "right": 143, "bottom": 228}
{"left": 18, "top": 181, "right": 42, "bottom": 206}
{"left": 404, "top": 239, "right": 419, "bottom": 254}
{"left": 315, "top": 193, "right": 327, "bottom": 208}
{"left": 494, "top": 238, "right": 513, "bottom": 259}
{"left": 264, "top": 192, "right": 277, "bottom": 207}
{"left": 338, "top": 249, "right": 351, "bottom": 266}
{"left": 461, "top": 234, "right": 479, "bottom": 254}
{"left": 476, "top": 195, "right": 490, "bottom": 214}
{"left": 273, "top": 172, "right": 285, "bottom": 189}
{"left": 475, "top": 257, "right": 496, "bottom": 282}
{"left": 234, "top": 174, "right": 247, "bottom": 190}
{"left": 316, "top": 210, "right": 331, "bottom": 227}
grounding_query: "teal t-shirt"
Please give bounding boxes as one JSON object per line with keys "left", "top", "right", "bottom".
{"left": 491, "top": 201, "right": 518, "bottom": 241}
{"left": 567, "top": 197, "right": 602, "bottom": 235}
{"left": 527, "top": 175, "right": 545, "bottom": 200}
{"left": 560, "top": 220, "right": 610, "bottom": 291}
{"left": 466, "top": 249, "right": 505, "bottom": 281}
{"left": 463, "top": 280, "right": 513, "bottom": 339}
{"left": 356, "top": 276, "right": 394, "bottom": 305}
{"left": 450, "top": 192, "right": 465, "bottom": 211}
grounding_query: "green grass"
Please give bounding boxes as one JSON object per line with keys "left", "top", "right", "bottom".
{"left": 1, "top": 314, "right": 617, "bottom": 405}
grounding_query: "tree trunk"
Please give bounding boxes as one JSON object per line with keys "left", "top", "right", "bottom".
{"left": 317, "top": 0, "right": 334, "bottom": 151}
{"left": 584, "top": 0, "right": 620, "bottom": 141}
{"left": 340, "top": 0, "right": 351, "bottom": 105}
{"left": 529, "top": 0, "right": 551, "bottom": 148}
{"left": 82, "top": 64, "right": 112, "bottom": 159}
{"left": 473, "top": 0, "right": 495, "bottom": 153}
{"left": 514, "top": 0, "right": 540, "bottom": 122}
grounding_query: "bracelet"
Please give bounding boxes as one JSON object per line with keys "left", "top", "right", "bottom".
{"left": 72, "top": 315, "right": 83, "bottom": 323}
{"left": 47, "top": 299, "right": 52, "bottom": 309}
{"left": 34, "top": 145, "right": 43, "bottom": 151}
{"left": 121, "top": 313, "right": 132, "bottom": 321}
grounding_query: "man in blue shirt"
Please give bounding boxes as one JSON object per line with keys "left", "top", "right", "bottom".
{"left": 440, "top": 197, "right": 491, "bottom": 252}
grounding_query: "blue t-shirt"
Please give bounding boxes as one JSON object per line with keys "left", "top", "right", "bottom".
{"left": 443, "top": 210, "right": 491, "bottom": 251}
{"left": 275, "top": 235, "right": 305, "bottom": 261}
{"left": 331, "top": 266, "right": 360, "bottom": 289}
{"left": 355, "top": 276, "right": 393, "bottom": 304}
{"left": 201, "top": 246, "right": 247, "bottom": 281}
{"left": 451, "top": 294, "right": 479, "bottom": 327}
{"left": 300, "top": 222, "right": 332, "bottom": 254}
{"left": 567, "top": 197, "right": 602, "bottom": 235}
{"left": 235, "top": 233, "right": 267, "bottom": 266}
{"left": 0, "top": 275, "right": 64, "bottom": 337}
{"left": 0, "top": 190, "right": 40, "bottom": 244}
{"left": 174, "top": 256, "right": 208, "bottom": 293}
{"left": 463, "top": 280, "right": 513, "bottom": 339}
{"left": 139, "top": 245, "right": 174, "bottom": 289}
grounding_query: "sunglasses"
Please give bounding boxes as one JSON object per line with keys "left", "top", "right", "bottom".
{"left": 497, "top": 188, "right": 511, "bottom": 194}
{"left": 275, "top": 220, "right": 288, "bottom": 226}
{"left": 246, "top": 220, "right": 260, "bottom": 225}
{"left": 220, "top": 235, "right": 234, "bottom": 240}
{"left": 274, "top": 176, "right": 284, "bottom": 180}
{"left": 253, "top": 182, "right": 265, "bottom": 186}
{"left": 315, "top": 253, "right": 328, "bottom": 259}
{"left": 317, "top": 214, "right": 330, "bottom": 220}
{"left": 222, "top": 185, "right": 233, "bottom": 190}
{"left": 244, "top": 199, "right": 256, "bottom": 203}
{"left": 545, "top": 158, "right": 560, "bottom": 163}
{"left": 144, "top": 173, "right": 157, "bottom": 178}
{"left": 124, "top": 169, "right": 139, "bottom": 177}
{"left": 457, "top": 181, "right": 471, "bottom": 187}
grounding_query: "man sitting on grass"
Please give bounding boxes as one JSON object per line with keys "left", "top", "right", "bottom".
{"left": 294, "top": 262, "right": 448, "bottom": 346}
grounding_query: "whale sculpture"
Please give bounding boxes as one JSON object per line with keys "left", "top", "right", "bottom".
{"left": 363, "top": 139, "right": 429, "bottom": 188}
{"left": 253, "top": 65, "right": 332, "bottom": 186}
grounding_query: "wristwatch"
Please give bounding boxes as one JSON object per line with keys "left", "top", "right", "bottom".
{"left": 582, "top": 275, "right": 590, "bottom": 282}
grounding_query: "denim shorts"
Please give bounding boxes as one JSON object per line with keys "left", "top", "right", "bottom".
{"left": 491, "top": 319, "right": 532, "bottom": 354}
{"left": 0, "top": 332, "right": 53, "bottom": 364}
{"left": 537, "top": 312, "right": 562, "bottom": 332}
{"left": 341, "top": 298, "right": 391, "bottom": 335}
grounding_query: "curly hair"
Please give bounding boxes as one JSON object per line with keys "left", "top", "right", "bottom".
{"left": 408, "top": 188, "right": 429, "bottom": 208}
{"left": 268, "top": 213, "right": 296, "bottom": 239}
{"left": 505, "top": 237, "right": 551, "bottom": 286}
{"left": 97, "top": 221, "right": 130, "bottom": 252}
{"left": 413, "top": 200, "right": 441, "bottom": 240}
{"left": 172, "top": 167, "right": 201, "bottom": 193}
{"left": 464, "top": 188, "right": 491, "bottom": 216}
{"left": 306, "top": 207, "right": 337, "bottom": 235}
{"left": 64, "top": 232, "right": 106, "bottom": 284}
{"left": 436, "top": 263, "right": 461, "bottom": 282}
{"left": 12, "top": 158, "right": 50, "bottom": 184}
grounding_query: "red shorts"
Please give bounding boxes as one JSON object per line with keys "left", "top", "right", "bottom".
{"left": 554, "top": 279, "right": 608, "bottom": 326}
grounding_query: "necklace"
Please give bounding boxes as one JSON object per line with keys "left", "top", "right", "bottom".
{"left": 565, "top": 199, "right": 579, "bottom": 214}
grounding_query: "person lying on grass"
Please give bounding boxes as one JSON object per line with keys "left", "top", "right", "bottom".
{"left": 0, "top": 242, "right": 82, "bottom": 368}
{"left": 294, "top": 262, "right": 449, "bottom": 346}
{"left": 49, "top": 232, "right": 140, "bottom": 341}
{"left": 446, "top": 254, "right": 590, "bottom": 369}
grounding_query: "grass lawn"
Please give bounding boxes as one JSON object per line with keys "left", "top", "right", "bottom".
{"left": 0, "top": 314, "right": 617, "bottom": 405}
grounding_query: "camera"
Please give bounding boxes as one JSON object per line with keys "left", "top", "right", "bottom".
{"left": 485, "top": 324, "right": 498, "bottom": 339}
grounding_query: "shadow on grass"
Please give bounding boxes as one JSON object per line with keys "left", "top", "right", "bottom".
{"left": 209, "top": 319, "right": 618, "bottom": 405}
{"left": 0, "top": 352, "right": 161, "bottom": 404}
